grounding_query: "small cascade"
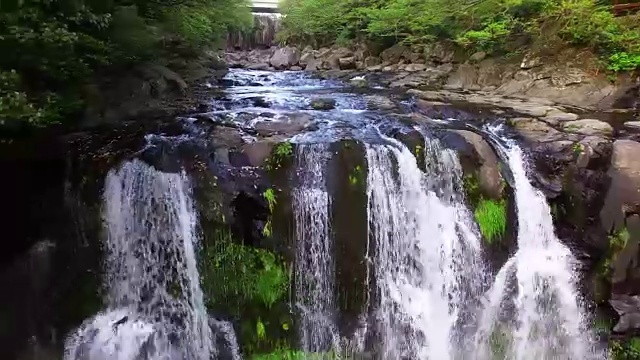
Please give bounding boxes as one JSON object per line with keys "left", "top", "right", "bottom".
{"left": 365, "top": 136, "right": 485, "bottom": 359}
{"left": 292, "top": 143, "right": 339, "bottom": 352}
{"left": 474, "top": 141, "right": 599, "bottom": 360}
{"left": 64, "top": 159, "right": 223, "bottom": 360}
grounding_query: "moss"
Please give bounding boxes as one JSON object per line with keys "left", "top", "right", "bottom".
{"left": 593, "top": 228, "right": 630, "bottom": 304}
{"left": 262, "top": 188, "right": 277, "bottom": 237}
{"left": 251, "top": 349, "right": 343, "bottom": 360}
{"left": 475, "top": 199, "right": 507, "bottom": 244}
{"left": 611, "top": 337, "right": 640, "bottom": 360}
{"left": 463, "top": 174, "right": 482, "bottom": 208}
{"left": 348, "top": 164, "right": 364, "bottom": 187}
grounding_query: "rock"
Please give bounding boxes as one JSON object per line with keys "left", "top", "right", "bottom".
{"left": 290, "top": 66, "right": 302, "bottom": 71}
{"left": 469, "top": 51, "right": 487, "bottom": 63}
{"left": 253, "top": 113, "right": 314, "bottom": 136}
{"left": 299, "top": 52, "right": 315, "bottom": 66}
{"left": 246, "top": 63, "right": 270, "bottom": 71}
{"left": 563, "top": 119, "right": 613, "bottom": 137}
{"left": 380, "top": 44, "right": 410, "bottom": 64}
{"left": 445, "top": 64, "right": 477, "bottom": 89}
{"left": 610, "top": 293, "right": 640, "bottom": 333}
{"left": 364, "top": 95, "right": 396, "bottom": 111}
{"left": 364, "top": 56, "right": 381, "bottom": 67}
{"left": 601, "top": 140, "right": 640, "bottom": 231}
{"left": 382, "top": 65, "right": 398, "bottom": 72}
{"left": 405, "top": 64, "right": 427, "bottom": 72}
{"left": 508, "top": 117, "right": 564, "bottom": 143}
{"left": 251, "top": 97, "right": 270, "bottom": 108}
{"left": 144, "top": 64, "right": 188, "bottom": 94}
{"left": 520, "top": 53, "right": 543, "bottom": 69}
{"left": 323, "top": 47, "right": 354, "bottom": 70}
{"left": 310, "top": 98, "right": 336, "bottom": 110}
{"left": 453, "top": 130, "right": 505, "bottom": 199}
{"left": 425, "top": 42, "right": 455, "bottom": 64}
{"left": 540, "top": 110, "right": 579, "bottom": 126}
{"left": 349, "top": 76, "right": 367, "bottom": 88}
{"left": 624, "top": 121, "right": 640, "bottom": 132}
{"left": 269, "top": 46, "right": 300, "bottom": 69}
{"left": 366, "top": 65, "right": 383, "bottom": 72}
{"left": 576, "top": 136, "right": 612, "bottom": 169}
{"left": 339, "top": 56, "right": 356, "bottom": 70}
{"left": 241, "top": 141, "right": 276, "bottom": 167}
{"left": 305, "top": 57, "right": 322, "bottom": 71}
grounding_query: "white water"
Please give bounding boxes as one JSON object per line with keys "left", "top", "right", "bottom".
{"left": 292, "top": 144, "right": 340, "bottom": 352}
{"left": 365, "top": 136, "right": 485, "bottom": 359}
{"left": 474, "top": 140, "right": 598, "bottom": 360}
{"left": 64, "top": 160, "right": 221, "bottom": 360}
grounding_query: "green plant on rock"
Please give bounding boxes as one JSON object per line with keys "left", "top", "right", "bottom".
{"left": 251, "top": 348, "right": 343, "bottom": 360}
{"left": 266, "top": 142, "right": 293, "bottom": 171}
{"left": 475, "top": 199, "right": 507, "bottom": 244}
{"left": 202, "top": 228, "right": 289, "bottom": 310}
{"left": 349, "top": 165, "right": 363, "bottom": 186}
{"left": 608, "top": 52, "right": 640, "bottom": 72}
{"left": 611, "top": 337, "right": 640, "bottom": 360}
{"left": 262, "top": 188, "right": 277, "bottom": 237}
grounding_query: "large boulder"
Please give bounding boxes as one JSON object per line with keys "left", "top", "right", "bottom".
{"left": 310, "top": 98, "right": 337, "bottom": 110}
{"left": 380, "top": 44, "right": 411, "bottom": 64}
{"left": 452, "top": 130, "right": 505, "bottom": 199}
{"left": 601, "top": 140, "right": 640, "bottom": 231}
{"left": 269, "top": 46, "right": 300, "bottom": 70}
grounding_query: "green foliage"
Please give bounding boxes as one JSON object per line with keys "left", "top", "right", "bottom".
{"left": 251, "top": 349, "right": 343, "bottom": 360}
{"left": 348, "top": 165, "right": 363, "bottom": 186}
{"left": 202, "top": 228, "right": 289, "bottom": 310}
{"left": 279, "top": 0, "right": 640, "bottom": 72}
{"left": 475, "top": 199, "right": 507, "bottom": 244}
{"left": 263, "top": 188, "right": 277, "bottom": 237}
{"left": 611, "top": 337, "right": 640, "bottom": 360}
{"left": 608, "top": 52, "right": 640, "bottom": 72}
{"left": 266, "top": 142, "right": 294, "bottom": 171}
{"left": 0, "top": 0, "right": 251, "bottom": 127}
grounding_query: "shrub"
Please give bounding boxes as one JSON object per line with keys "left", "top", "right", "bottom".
{"left": 608, "top": 52, "right": 640, "bottom": 72}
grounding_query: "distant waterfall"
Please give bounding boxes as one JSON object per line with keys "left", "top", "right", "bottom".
{"left": 292, "top": 144, "right": 339, "bottom": 353}
{"left": 365, "top": 136, "right": 485, "bottom": 359}
{"left": 474, "top": 139, "right": 600, "bottom": 360}
{"left": 64, "top": 159, "right": 224, "bottom": 360}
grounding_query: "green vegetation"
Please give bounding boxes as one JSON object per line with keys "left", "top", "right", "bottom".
{"left": 593, "top": 227, "right": 629, "bottom": 303}
{"left": 263, "top": 188, "right": 277, "bottom": 237}
{"left": 251, "top": 349, "right": 345, "bottom": 359}
{"left": 0, "top": 0, "right": 251, "bottom": 127}
{"left": 279, "top": 0, "right": 640, "bottom": 72}
{"left": 611, "top": 337, "right": 640, "bottom": 360}
{"left": 266, "top": 142, "right": 294, "bottom": 171}
{"left": 475, "top": 199, "right": 507, "bottom": 244}
{"left": 348, "top": 164, "right": 363, "bottom": 186}
{"left": 201, "top": 227, "right": 291, "bottom": 354}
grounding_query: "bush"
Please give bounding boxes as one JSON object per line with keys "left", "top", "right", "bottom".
{"left": 608, "top": 52, "right": 640, "bottom": 72}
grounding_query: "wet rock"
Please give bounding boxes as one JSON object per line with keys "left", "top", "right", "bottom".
{"left": 404, "top": 64, "right": 427, "bottom": 72}
{"left": 453, "top": 130, "right": 505, "bottom": 199}
{"left": 290, "top": 66, "right": 302, "bottom": 71}
{"left": 310, "top": 98, "right": 336, "bottom": 110}
{"left": 366, "top": 64, "right": 383, "bottom": 72}
{"left": 246, "top": 63, "right": 270, "bottom": 71}
{"left": 563, "top": 119, "right": 613, "bottom": 137}
{"left": 508, "top": 117, "right": 564, "bottom": 143}
{"left": 349, "top": 76, "right": 367, "bottom": 88}
{"left": 576, "top": 136, "right": 612, "bottom": 169}
{"left": 339, "top": 56, "right": 356, "bottom": 70}
{"left": 241, "top": 141, "right": 276, "bottom": 167}
{"left": 253, "top": 114, "right": 313, "bottom": 137}
{"left": 610, "top": 293, "right": 640, "bottom": 333}
{"left": 269, "top": 46, "right": 300, "bottom": 70}
{"left": 601, "top": 140, "right": 640, "bottom": 231}
{"left": 251, "top": 97, "right": 270, "bottom": 108}
{"left": 364, "top": 95, "right": 396, "bottom": 111}
{"left": 624, "top": 121, "right": 640, "bottom": 132}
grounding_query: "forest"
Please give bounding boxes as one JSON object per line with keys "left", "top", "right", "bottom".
{"left": 0, "top": 0, "right": 251, "bottom": 127}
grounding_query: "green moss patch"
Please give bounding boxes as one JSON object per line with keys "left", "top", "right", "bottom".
{"left": 474, "top": 199, "right": 507, "bottom": 244}
{"left": 611, "top": 337, "right": 640, "bottom": 360}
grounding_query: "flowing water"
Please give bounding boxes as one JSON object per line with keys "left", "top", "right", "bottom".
{"left": 292, "top": 143, "right": 339, "bottom": 352}
{"left": 366, "top": 135, "right": 485, "bottom": 359}
{"left": 56, "top": 69, "right": 604, "bottom": 360}
{"left": 65, "top": 159, "right": 219, "bottom": 360}
{"left": 474, "top": 134, "right": 599, "bottom": 360}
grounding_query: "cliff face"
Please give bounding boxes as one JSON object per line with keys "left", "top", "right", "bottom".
{"left": 227, "top": 13, "right": 281, "bottom": 50}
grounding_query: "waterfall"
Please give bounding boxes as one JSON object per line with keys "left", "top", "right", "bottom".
{"left": 64, "top": 159, "right": 221, "bottom": 360}
{"left": 292, "top": 143, "right": 339, "bottom": 352}
{"left": 474, "top": 141, "right": 598, "bottom": 360}
{"left": 365, "top": 136, "right": 485, "bottom": 359}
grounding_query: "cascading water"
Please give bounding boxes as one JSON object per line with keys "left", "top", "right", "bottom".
{"left": 64, "top": 159, "right": 223, "bottom": 360}
{"left": 365, "top": 136, "right": 485, "bottom": 359}
{"left": 292, "top": 143, "right": 339, "bottom": 353}
{"left": 474, "top": 138, "right": 599, "bottom": 360}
